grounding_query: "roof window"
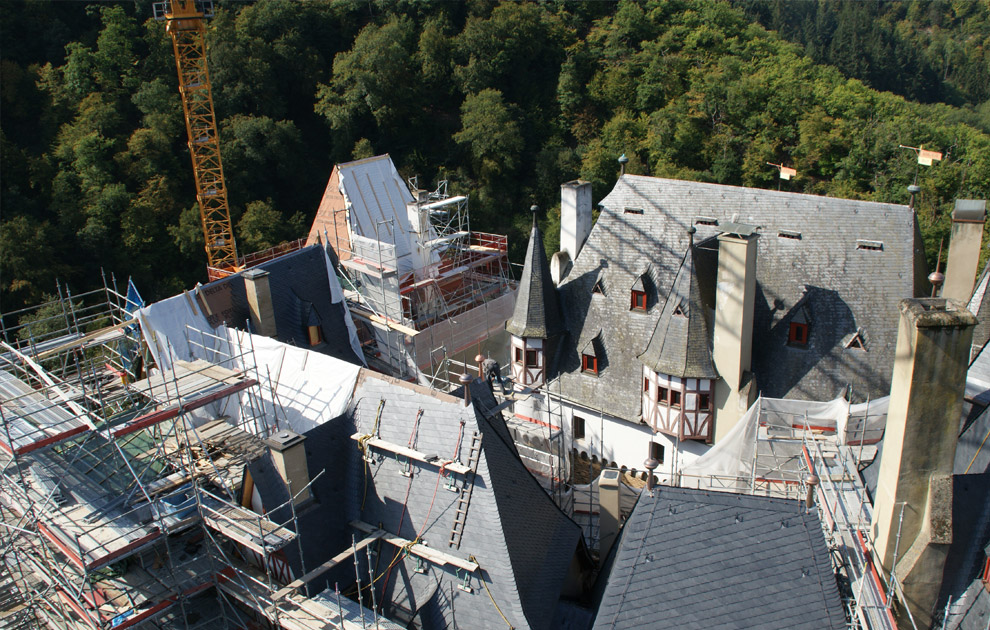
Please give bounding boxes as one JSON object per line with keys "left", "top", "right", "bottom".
{"left": 778, "top": 230, "right": 802, "bottom": 240}
{"left": 845, "top": 330, "right": 867, "bottom": 351}
{"left": 624, "top": 207, "right": 644, "bottom": 215}
{"left": 695, "top": 216, "right": 718, "bottom": 226}
{"left": 857, "top": 240, "right": 884, "bottom": 251}
{"left": 580, "top": 331, "right": 603, "bottom": 376}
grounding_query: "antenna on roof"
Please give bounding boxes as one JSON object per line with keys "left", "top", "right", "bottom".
{"left": 766, "top": 162, "right": 796, "bottom": 191}
{"left": 899, "top": 144, "right": 943, "bottom": 187}
{"left": 929, "top": 238, "right": 945, "bottom": 297}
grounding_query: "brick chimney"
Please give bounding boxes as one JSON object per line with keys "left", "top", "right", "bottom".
{"left": 243, "top": 268, "right": 278, "bottom": 338}
{"left": 712, "top": 223, "right": 759, "bottom": 442}
{"left": 870, "top": 298, "right": 976, "bottom": 626}
{"left": 943, "top": 199, "right": 987, "bottom": 302}
{"left": 560, "top": 180, "right": 592, "bottom": 262}
{"left": 266, "top": 429, "right": 312, "bottom": 506}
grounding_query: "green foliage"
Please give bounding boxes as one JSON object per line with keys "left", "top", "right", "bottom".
{"left": 1, "top": 0, "right": 988, "bottom": 315}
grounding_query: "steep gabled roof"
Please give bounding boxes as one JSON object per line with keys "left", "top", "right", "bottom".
{"left": 593, "top": 487, "right": 845, "bottom": 630}
{"left": 557, "top": 175, "right": 920, "bottom": 422}
{"left": 506, "top": 213, "right": 566, "bottom": 339}
{"left": 275, "top": 370, "right": 583, "bottom": 630}
{"left": 638, "top": 234, "right": 717, "bottom": 379}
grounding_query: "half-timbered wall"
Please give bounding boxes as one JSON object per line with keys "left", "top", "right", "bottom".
{"left": 510, "top": 336, "right": 544, "bottom": 388}
{"left": 642, "top": 366, "right": 714, "bottom": 441}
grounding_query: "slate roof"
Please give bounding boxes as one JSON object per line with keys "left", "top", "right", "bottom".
{"left": 968, "top": 262, "right": 990, "bottom": 354}
{"left": 507, "top": 213, "right": 566, "bottom": 339}
{"left": 557, "top": 176, "right": 923, "bottom": 423}
{"left": 592, "top": 486, "right": 846, "bottom": 630}
{"left": 638, "top": 233, "right": 718, "bottom": 379}
{"left": 198, "top": 245, "right": 363, "bottom": 365}
{"left": 253, "top": 370, "right": 583, "bottom": 630}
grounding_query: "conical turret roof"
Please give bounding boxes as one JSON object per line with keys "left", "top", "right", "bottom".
{"left": 506, "top": 210, "right": 566, "bottom": 339}
{"left": 638, "top": 232, "right": 718, "bottom": 379}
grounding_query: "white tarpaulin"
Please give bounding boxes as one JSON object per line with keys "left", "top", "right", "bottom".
{"left": 679, "top": 395, "right": 888, "bottom": 490}
{"left": 136, "top": 294, "right": 361, "bottom": 436}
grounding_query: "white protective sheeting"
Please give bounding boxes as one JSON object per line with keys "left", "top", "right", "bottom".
{"left": 320, "top": 245, "right": 365, "bottom": 365}
{"left": 137, "top": 293, "right": 361, "bottom": 436}
{"left": 230, "top": 329, "right": 360, "bottom": 434}
{"left": 679, "top": 395, "right": 888, "bottom": 490}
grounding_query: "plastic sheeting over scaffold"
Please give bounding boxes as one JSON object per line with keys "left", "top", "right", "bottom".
{"left": 678, "top": 395, "right": 888, "bottom": 492}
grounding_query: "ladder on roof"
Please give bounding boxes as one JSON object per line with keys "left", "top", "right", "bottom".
{"left": 448, "top": 431, "right": 482, "bottom": 550}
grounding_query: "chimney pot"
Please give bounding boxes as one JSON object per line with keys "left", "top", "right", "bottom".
{"left": 459, "top": 373, "right": 472, "bottom": 406}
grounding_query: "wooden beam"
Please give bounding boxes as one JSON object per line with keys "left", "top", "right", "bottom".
{"left": 272, "top": 528, "right": 386, "bottom": 600}
{"left": 350, "top": 433, "right": 472, "bottom": 475}
{"left": 351, "top": 520, "right": 478, "bottom": 573}
{"left": 112, "top": 378, "right": 257, "bottom": 438}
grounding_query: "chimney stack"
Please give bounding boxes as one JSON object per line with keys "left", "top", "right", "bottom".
{"left": 870, "top": 298, "right": 976, "bottom": 627}
{"left": 560, "top": 180, "right": 592, "bottom": 263}
{"left": 942, "top": 199, "right": 987, "bottom": 302}
{"left": 243, "top": 268, "right": 278, "bottom": 338}
{"left": 266, "top": 429, "right": 312, "bottom": 506}
{"left": 598, "top": 468, "right": 621, "bottom": 564}
{"left": 712, "top": 223, "right": 760, "bottom": 442}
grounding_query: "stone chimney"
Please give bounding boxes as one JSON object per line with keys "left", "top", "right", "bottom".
{"left": 870, "top": 298, "right": 976, "bottom": 627}
{"left": 243, "top": 268, "right": 278, "bottom": 338}
{"left": 560, "top": 180, "right": 592, "bottom": 262}
{"left": 943, "top": 199, "right": 987, "bottom": 301}
{"left": 712, "top": 223, "right": 759, "bottom": 442}
{"left": 598, "top": 468, "right": 621, "bottom": 564}
{"left": 266, "top": 429, "right": 312, "bottom": 506}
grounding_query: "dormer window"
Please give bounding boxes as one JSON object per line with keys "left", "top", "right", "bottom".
{"left": 631, "top": 291, "right": 647, "bottom": 311}
{"left": 307, "top": 325, "right": 323, "bottom": 346}
{"left": 582, "top": 354, "right": 598, "bottom": 374}
{"left": 630, "top": 275, "right": 648, "bottom": 311}
{"left": 580, "top": 332, "right": 602, "bottom": 376}
{"left": 787, "top": 305, "right": 811, "bottom": 347}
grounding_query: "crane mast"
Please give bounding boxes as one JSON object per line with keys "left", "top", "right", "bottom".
{"left": 154, "top": 0, "right": 238, "bottom": 280}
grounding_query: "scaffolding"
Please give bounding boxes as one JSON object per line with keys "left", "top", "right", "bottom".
{"left": 327, "top": 181, "right": 515, "bottom": 381}
{"left": 0, "top": 285, "right": 397, "bottom": 630}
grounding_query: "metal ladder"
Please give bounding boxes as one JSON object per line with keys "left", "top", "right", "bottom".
{"left": 448, "top": 431, "right": 482, "bottom": 549}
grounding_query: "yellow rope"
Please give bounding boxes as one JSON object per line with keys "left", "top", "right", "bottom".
{"left": 469, "top": 555, "right": 514, "bottom": 630}
{"left": 359, "top": 399, "right": 386, "bottom": 510}
{"left": 964, "top": 421, "right": 990, "bottom": 474}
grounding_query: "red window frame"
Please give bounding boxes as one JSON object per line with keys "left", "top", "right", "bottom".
{"left": 657, "top": 386, "right": 668, "bottom": 403}
{"left": 670, "top": 390, "right": 682, "bottom": 408}
{"left": 643, "top": 377, "right": 650, "bottom": 393}
{"left": 631, "top": 290, "right": 647, "bottom": 311}
{"left": 514, "top": 347, "right": 523, "bottom": 364}
{"left": 581, "top": 354, "right": 598, "bottom": 374}
{"left": 789, "top": 322, "right": 809, "bottom": 346}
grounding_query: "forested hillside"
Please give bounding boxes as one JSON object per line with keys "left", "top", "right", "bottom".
{"left": 2, "top": 0, "right": 988, "bottom": 312}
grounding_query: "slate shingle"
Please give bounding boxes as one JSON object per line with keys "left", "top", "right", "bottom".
{"left": 592, "top": 487, "right": 846, "bottom": 630}
{"left": 507, "top": 215, "right": 566, "bottom": 340}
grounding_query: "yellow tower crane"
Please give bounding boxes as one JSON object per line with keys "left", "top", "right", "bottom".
{"left": 154, "top": 0, "right": 238, "bottom": 280}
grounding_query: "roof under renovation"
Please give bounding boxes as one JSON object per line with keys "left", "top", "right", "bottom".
{"left": 593, "top": 486, "right": 846, "bottom": 630}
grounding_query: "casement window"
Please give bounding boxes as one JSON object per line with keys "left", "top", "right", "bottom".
{"left": 631, "top": 290, "right": 647, "bottom": 311}
{"left": 581, "top": 354, "right": 598, "bottom": 374}
{"left": 574, "top": 416, "right": 586, "bottom": 441}
{"left": 788, "top": 321, "right": 809, "bottom": 346}
{"left": 657, "top": 386, "right": 668, "bottom": 403}
{"left": 650, "top": 441, "right": 665, "bottom": 464}
{"left": 526, "top": 349, "right": 539, "bottom": 368}
{"left": 643, "top": 377, "right": 650, "bottom": 393}
{"left": 699, "top": 392, "right": 711, "bottom": 411}
{"left": 307, "top": 325, "right": 322, "bottom": 346}
{"left": 514, "top": 347, "right": 523, "bottom": 364}
{"left": 670, "top": 390, "right": 682, "bottom": 408}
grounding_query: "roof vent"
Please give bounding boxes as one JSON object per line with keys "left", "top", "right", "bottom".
{"left": 695, "top": 216, "right": 718, "bottom": 226}
{"left": 778, "top": 230, "right": 802, "bottom": 240}
{"left": 856, "top": 240, "right": 884, "bottom": 251}
{"left": 624, "top": 207, "right": 644, "bottom": 215}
